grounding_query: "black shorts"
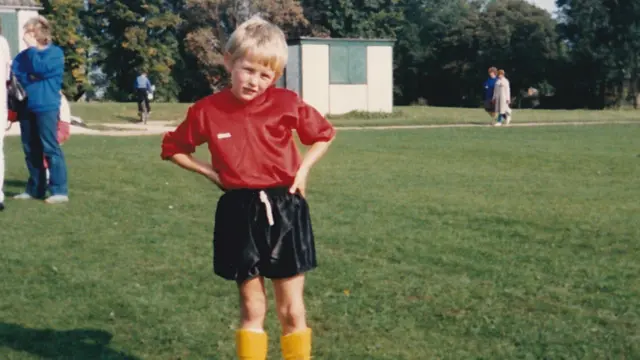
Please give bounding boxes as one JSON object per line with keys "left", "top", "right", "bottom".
{"left": 213, "top": 187, "right": 317, "bottom": 284}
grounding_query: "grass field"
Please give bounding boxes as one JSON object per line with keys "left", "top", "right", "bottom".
{"left": 69, "top": 102, "right": 640, "bottom": 127}
{"left": 1, "top": 124, "right": 640, "bottom": 359}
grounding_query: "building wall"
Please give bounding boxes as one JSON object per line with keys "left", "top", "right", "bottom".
{"left": 300, "top": 43, "right": 329, "bottom": 115}
{"left": 366, "top": 45, "right": 393, "bottom": 112}
{"left": 285, "top": 44, "right": 301, "bottom": 95}
{"left": 17, "top": 9, "right": 38, "bottom": 52}
{"left": 0, "top": 9, "right": 19, "bottom": 57}
{"left": 295, "top": 39, "right": 394, "bottom": 115}
{"left": 329, "top": 84, "right": 368, "bottom": 114}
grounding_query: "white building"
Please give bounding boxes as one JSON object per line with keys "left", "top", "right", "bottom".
{"left": 0, "top": 0, "right": 41, "bottom": 57}
{"left": 277, "top": 37, "right": 395, "bottom": 116}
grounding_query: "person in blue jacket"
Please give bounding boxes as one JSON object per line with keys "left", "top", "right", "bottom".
{"left": 483, "top": 67, "right": 498, "bottom": 124}
{"left": 135, "top": 71, "right": 153, "bottom": 116}
{"left": 12, "top": 16, "right": 68, "bottom": 204}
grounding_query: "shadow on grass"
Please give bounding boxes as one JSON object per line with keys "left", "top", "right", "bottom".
{"left": 3, "top": 179, "right": 27, "bottom": 188}
{"left": 0, "top": 323, "right": 140, "bottom": 359}
{"left": 115, "top": 115, "right": 141, "bottom": 123}
{"left": 3, "top": 179, "right": 27, "bottom": 198}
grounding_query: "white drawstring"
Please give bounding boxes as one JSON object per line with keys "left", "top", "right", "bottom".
{"left": 259, "top": 190, "right": 274, "bottom": 226}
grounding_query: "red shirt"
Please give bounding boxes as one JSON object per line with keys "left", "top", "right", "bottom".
{"left": 161, "top": 87, "right": 336, "bottom": 190}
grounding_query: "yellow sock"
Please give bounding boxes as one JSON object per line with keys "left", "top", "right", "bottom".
{"left": 236, "top": 329, "right": 268, "bottom": 360}
{"left": 280, "top": 328, "right": 312, "bottom": 360}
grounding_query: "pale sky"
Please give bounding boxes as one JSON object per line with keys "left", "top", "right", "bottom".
{"left": 529, "top": 0, "right": 557, "bottom": 14}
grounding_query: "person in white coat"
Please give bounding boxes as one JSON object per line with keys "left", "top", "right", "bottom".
{"left": 492, "top": 69, "right": 512, "bottom": 126}
{"left": 0, "top": 23, "right": 12, "bottom": 211}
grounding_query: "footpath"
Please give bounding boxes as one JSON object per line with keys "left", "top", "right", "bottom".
{"left": 5, "top": 120, "right": 639, "bottom": 137}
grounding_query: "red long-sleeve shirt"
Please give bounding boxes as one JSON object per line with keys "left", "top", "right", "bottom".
{"left": 161, "top": 87, "right": 336, "bottom": 190}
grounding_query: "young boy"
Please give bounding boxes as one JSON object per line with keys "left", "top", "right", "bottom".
{"left": 160, "top": 16, "right": 335, "bottom": 360}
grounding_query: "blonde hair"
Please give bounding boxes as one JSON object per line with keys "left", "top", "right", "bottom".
{"left": 498, "top": 69, "right": 505, "bottom": 76}
{"left": 224, "top": 15, "right": 288, "bottom": 76}
{"left": 24, "top": 16, "right": 52, "bottom": 45}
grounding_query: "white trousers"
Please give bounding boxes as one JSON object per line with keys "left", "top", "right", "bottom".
{"left": 0, "top": 108, "right": 6, "bottom": 203}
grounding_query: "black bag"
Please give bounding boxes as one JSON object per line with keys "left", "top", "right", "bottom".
{"left": 7, "top": 72, "right": 26, "bottom": 112}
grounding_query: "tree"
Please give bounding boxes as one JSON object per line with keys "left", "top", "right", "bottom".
{"left": 553, "top": 0, "right": 640, "bottom": 108}
{"left": 393, "top": 0, "right": 484, "bottom": 105}
{"left": 40, "top": 0, "right": 91, "bottom": 100}
{"left": 300, "top": 0, "right": 404, "bottom": 38}
{"left": 476, "top": 0, "right": 560, "bottom": 106}
{"left": 83, "top": 0, "right": 182, "bottom": 101}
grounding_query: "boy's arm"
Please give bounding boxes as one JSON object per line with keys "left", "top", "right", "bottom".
{"left": 161, "top": 106, "right": 225, "bottom": 191}
{"left": 294, "top": 101, "right": 336, "bottom": 146}
{"left": 298, "top": 139, "right": 333, "bottom": 172}
{"left": 161, "top": 106, "right": 205, "bottom": 159}
{"left": 289, "top": 100, "right": 336, "bottom": 195}
{"left": 168, "top": 154, "right": 225, "bottom": 191}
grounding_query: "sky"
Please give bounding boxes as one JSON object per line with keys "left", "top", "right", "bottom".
{"left": 529, "top": 0, "right": 558, "bottom": 14}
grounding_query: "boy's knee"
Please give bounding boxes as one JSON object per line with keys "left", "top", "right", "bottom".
{"left": 241, "top": 296, "right": 267, "bottom": 322}
{"left": 277, "top": 302, "right": 306, "bottom": 328}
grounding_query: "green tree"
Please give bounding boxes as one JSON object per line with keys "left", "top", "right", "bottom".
{"left": 41, "top": 0, "right": 91, "bottom": 100}
{"left": 300, "top": 0, "right": 404, "bottom": 38}
{"left": 556, "top": 0, "right": 614, "bottom": 108}
{"left": 476, "top": 0, "right": 560, "bottom": 106}
{"left": 393, "top": 0, "right": 484, "bottom": 105}
{"left": 83, "top": 0, "right": 182, "bottom": 101}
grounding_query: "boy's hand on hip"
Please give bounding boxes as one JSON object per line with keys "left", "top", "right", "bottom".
{"left": 289, "top": 166, "right": 309, "bottom": 197}
{"left": 203, "top": 167, "right": 226, "bottom": 192}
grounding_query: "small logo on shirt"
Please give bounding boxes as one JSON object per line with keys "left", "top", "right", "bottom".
{"left": 217, "top": 133, "right": 231, "bottom": 139}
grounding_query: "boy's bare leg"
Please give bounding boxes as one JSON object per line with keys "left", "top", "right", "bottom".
{"left": 274, "top": 274, "right": 311, "bottom": 360}
{"left": 236, "top": 277, "right": 268, "bottom": 360}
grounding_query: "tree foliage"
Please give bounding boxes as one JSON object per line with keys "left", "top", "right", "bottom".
{"left": 40, "top": 0, "right": 91, "bottom": 100}
{"left": 38, "top": 0, "right": 640, "bottom": 109}
{"left": 83, "top": 0, "right": 182, "bottom": 101}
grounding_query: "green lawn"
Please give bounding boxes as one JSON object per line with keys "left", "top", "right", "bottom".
{"left": 1, "top": 124, "right": 639, "bottom": 359}
{"left": 70, "top": 101, "right": 640, "bottom": 127}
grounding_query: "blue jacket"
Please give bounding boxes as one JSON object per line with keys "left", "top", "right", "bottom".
{"left": 483, "top": 77, "right": 497, "bottom": 101}
{"left": 12, "top": 44, "right": 64, "bottom": 114}
{"left": 135, "top": 74, "right": 152, "bottom": 91}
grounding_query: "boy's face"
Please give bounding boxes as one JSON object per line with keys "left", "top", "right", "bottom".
{"left": 226, "top": 55, "right": 278, "bottom": 102}
{"left": 489, "top": 71, "right": 496, "bottom": 78}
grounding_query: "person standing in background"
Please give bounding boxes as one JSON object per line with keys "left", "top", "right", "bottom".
{"left": 135, "top": 71, "right": 153, "bottom": 115}
{"left": 492, "top": 69, "right": 512, "bottom": 126}
{"left": 0, "top": 19, "right": 12, "bottom": 211}
{"left": 11, "top": 16, "right": 68, "bottom": 204}
{"left": 483, "top": 67, "right": 498, "bottom": 125}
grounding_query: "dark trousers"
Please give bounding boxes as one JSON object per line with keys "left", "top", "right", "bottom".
{"left": 136, "top": 89, "right": 150, "bottom": 113}
{"left": 19, "top": 110, "right": 69, "bottom": 198}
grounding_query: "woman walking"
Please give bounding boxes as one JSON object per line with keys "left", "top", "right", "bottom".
{"left": 492, "top": 69, "right": 512, "bottom": 126}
